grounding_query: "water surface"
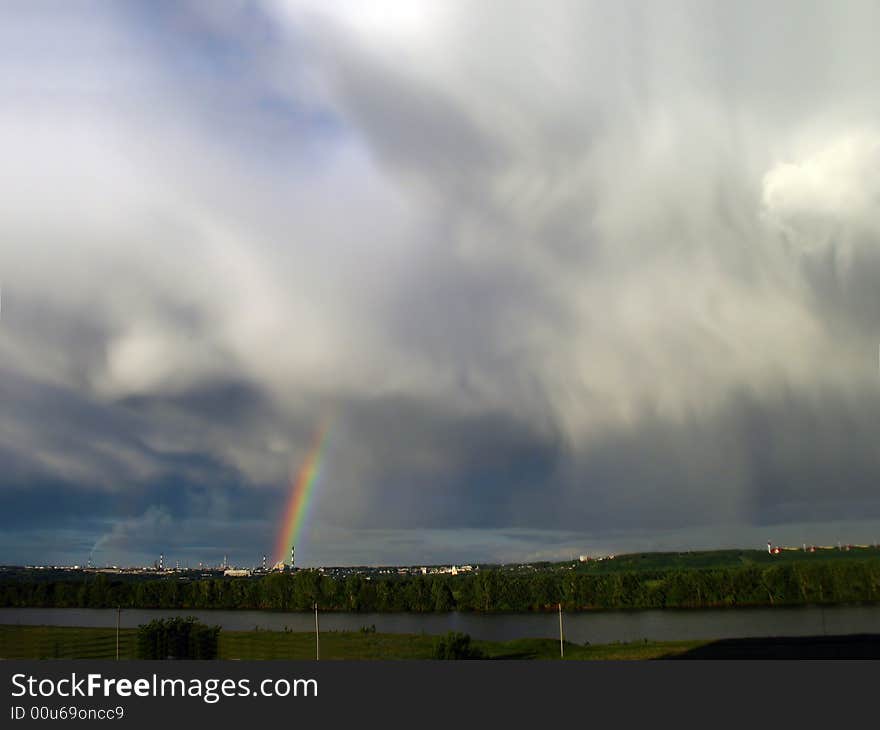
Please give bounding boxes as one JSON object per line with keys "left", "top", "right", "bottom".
{"left": 2, "top": 604, "right": 878, "bottom": 644}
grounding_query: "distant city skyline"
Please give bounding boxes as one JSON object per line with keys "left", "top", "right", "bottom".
{"left": 6, "top": 519, "right": 880, "bottom": 570}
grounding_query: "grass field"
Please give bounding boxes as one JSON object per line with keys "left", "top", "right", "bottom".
{"left": 0, "top": 624, "right": 702, "bottom": 660}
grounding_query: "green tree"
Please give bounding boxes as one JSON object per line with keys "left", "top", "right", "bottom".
{"left": 431, "top": 579, "right": 455, "bottom": 611}
{"left": 136, "top": 617, "right": 220, "bottom": 659}
{"left": 433, "top": 632, "right": 484, "bottom": 660}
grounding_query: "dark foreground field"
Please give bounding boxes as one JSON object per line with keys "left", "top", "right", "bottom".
{"left": 2, "top": 625, "right": 879, "bottom": 659}
{"left": 667, "top": 633, "right": 880, "bottom": 659}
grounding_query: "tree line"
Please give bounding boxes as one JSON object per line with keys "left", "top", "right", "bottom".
{"left": 2, "top": 560, "right": 878, "bottom": 612}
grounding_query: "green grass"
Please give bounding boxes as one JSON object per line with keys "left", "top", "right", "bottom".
{"left": 0, "top": 624, "right": 704, "bottom": 660}
{"left": 220, "top": 629, "right": 440, "bottom": 660}
{"left": 0, "top": 624, "right": 140, "bottom": 659}
{"left": 473, "top": 637, "right": 703, "bottom": 660}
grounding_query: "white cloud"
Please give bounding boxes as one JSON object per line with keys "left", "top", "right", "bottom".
{"left": 762, "top": 131, "right": 880, "bottom": 250}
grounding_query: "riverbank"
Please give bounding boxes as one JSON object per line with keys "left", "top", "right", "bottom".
{"left": 4, "top": 624, "right": 880, "bottom": 659}
{"left": 0, "top": 624, "right": 703, "bottom": 660}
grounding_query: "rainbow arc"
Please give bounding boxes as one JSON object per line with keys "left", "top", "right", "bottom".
{"left": 273, "top": 418, "right": 332, "bottom": 566}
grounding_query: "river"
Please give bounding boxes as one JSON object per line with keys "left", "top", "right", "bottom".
{"left": 2, "top": 604, "right": 879, "bottom": 644}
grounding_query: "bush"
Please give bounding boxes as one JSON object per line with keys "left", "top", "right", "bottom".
{"left": 137, "top": 617, "right": 220, "bottom": 659}
{"left": 433, "top": 631, "right": 485, "bottom": 660}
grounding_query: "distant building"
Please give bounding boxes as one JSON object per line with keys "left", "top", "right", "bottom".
{"left": 224, "top": 568, "right": 251, "bottom": 577}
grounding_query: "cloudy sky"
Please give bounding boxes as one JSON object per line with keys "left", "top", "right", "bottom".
{"left": 3, "top": 1, "right": 880, "bottom": 567}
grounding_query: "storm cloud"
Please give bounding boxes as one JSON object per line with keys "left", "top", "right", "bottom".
{"left": 3, "top": 1, "right": 880, "bottom": 566}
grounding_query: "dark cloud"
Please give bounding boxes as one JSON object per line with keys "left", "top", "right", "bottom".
{"left": 3, "top": 2, "right": 880, "bottom": 565}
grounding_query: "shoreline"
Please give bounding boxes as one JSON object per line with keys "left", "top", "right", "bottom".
{"left": 2, "top": 599, "right": 880, "bottom": 613}
{"left": 3, "top": 624, "right": 880, "bottom": 660}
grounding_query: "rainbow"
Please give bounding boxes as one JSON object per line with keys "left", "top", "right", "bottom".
{"left": 274, "top": 418, "right": 332, "bottom": 566}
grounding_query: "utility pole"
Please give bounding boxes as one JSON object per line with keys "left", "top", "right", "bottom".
{"left": 314, "top": 603, "right": 320, "bottom": 660}
{"left": 116, "top": 606, "right": 121, "bottom": 660}
{"left": 558, "top": 602, "right": 564, "bottom": 658}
